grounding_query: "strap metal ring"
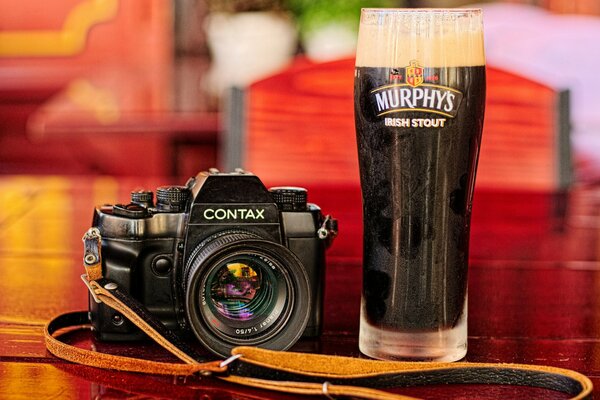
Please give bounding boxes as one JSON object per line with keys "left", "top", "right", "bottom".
{"left": 219, "top": 353, "right": 243, "bottom": 368}
{"left": 322, "top": 381, "right": 334, "bottom": 400}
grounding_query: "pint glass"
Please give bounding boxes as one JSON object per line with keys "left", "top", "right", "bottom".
{"left": 354, "top": 9, "right": 485, "bottom": 361}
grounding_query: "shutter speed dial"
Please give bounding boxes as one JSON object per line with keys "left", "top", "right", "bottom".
{"left": 156, "top": 186, "right": 190, "bottom": 212}
{"left": 269, "top": 187, "right": 308, "bottom": 211}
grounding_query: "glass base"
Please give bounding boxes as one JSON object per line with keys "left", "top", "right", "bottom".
{"left": 359, "top": 305, "right": 467, "bottom": 362}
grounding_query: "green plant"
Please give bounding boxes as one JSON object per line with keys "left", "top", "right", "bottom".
{"left": 285, "top": 0, "right": 397, "bottom": 38}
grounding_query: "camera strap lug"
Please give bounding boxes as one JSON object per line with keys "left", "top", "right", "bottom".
{"left": 317, "top": 215, "right": 338, "bottom": 248}
{"left": 82, "top": 227, "right": 103, "bottom": 281}
{"left": 81, "top": 227, "right": 104, "bottom": 303}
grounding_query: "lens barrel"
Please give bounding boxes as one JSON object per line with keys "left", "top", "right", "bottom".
{"left": 183, "top": 232, "right": 311, "bottom": 357}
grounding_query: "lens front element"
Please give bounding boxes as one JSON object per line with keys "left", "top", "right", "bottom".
{"left": 202, "top": 253, "right": 288, "bottom": 340}
{"left": 210, "top": 261, "right": 268, "bottom": 322}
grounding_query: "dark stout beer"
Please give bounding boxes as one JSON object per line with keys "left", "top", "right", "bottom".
{"left": 355, "top": 9, "right": 485, "bottom": 361}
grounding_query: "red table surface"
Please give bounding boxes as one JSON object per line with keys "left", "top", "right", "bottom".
{"left": 0, "top": 175, "right": 599, "bottom": 399}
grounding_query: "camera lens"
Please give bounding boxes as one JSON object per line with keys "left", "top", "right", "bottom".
{"left": 184, "top": 232, "right": 310, "bottom": 357}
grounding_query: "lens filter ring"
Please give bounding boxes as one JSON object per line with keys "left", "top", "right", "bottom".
{"left": 184, "top": 232, "right": 311, "bottom": 357}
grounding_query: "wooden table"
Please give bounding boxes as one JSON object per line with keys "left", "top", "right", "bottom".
{"left": 0, "top": 175, "right": 599, "bottom": 399}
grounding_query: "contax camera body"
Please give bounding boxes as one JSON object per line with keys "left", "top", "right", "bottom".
{"left": 90, "top": 170, "right": 336, "bottom": 357}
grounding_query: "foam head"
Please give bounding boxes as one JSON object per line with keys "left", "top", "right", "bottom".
{"left": 356, "top": 8, "right": 485, "bottom": 68}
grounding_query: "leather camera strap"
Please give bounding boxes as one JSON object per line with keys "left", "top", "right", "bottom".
{"left": 45, "top": 229, "right": 593, "bottom": 399}
{"left": 44, "top": 275, "right": 594, "bottom": 399}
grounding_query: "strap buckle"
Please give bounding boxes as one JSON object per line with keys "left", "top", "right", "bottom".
{"left": 81, "top": 274, "right": 101, "bottom": 304}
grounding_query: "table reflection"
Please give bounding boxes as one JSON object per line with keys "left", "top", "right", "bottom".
{"left": 1, "top": 175, "right": 600, "bottom": 398}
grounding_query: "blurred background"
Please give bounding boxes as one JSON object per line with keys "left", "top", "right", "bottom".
{"left": 1, "top": 0, "right": 598, "bottom": 181}
{"left": 3, "top": 4, "right": 600, "bottom": 397}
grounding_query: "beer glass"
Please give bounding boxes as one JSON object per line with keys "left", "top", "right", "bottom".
{"left": 354, "top": 9, "right": 485, "bottom": 361}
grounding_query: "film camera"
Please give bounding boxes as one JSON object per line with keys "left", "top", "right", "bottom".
{"left": 88, "top": 169, "right": 337, "bottom": 356}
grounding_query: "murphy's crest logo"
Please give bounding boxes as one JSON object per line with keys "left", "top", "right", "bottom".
{"left": 405, "top": 60, "right": 424, "bottom": 87}
{"left": 371, "top": 61, "right": 464, "bottom": 118}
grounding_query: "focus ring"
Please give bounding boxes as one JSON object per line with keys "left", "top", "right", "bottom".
{"left": 183, "top": 231, "right": 260, "bottom": 289}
